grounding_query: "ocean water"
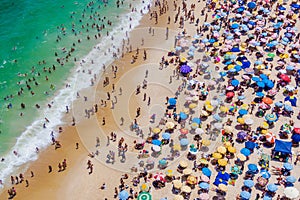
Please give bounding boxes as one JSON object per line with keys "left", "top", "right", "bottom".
{"left": 0, "top": 0, "right": 151, "bottom": 184}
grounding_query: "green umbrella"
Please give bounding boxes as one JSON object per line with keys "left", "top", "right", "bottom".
{"left": 267, "top": 53, "right": 275, "bottom": 58}
{"left": 138, "top": 192, "right": 152, "bottom": 200}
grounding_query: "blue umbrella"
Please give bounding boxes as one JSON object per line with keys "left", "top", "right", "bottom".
{"left": 231, "top": 23, "right": 239, "bottom": 29}
{"left": 152, "top": 140, "right": 162, "bottom": 146}
{"left": 119, "top": 190, "right": 129, "bottom": 200}
{"left": 265, "top": 80, "right": 274, "bottom": 88}
{"left": 247, "top": 2, "right": 256, "bottom": 9}
{"left": 162, "top": 132, "right": 170, "bottom": 140}
{"left": 240, "top": 148, "right": 251, "bottom": 156}
{"left": 286, "top": 176, "right": 296, "bottom": 183}
{"left": 180, "top": 65, "right": 191, "bottom": 74}
{"left": 209, "top": 38, "right": 216, "bottom": 43}
{"left": 180, "top": 138, "right": 189, "bottom": 146}
{"left": 213, "top": 114, "right": 221, "bottom": 121}
{"left": 267, "top": 183, "right": 278, "bottom": 192}
{"left": 240, "top": 191, "right": 251, "bottom": 199}
{"left": 256, "top": 92, "right": 265, "bottom": 97}
{"left": 260, "top": 170, "right": 271, "bottom": 179}
{"left": 159, "top": 159, "right": 167, "bottom": 165}
{"left": 291, "top": 134, "right": 300, "bottom": 143}
{"left": 244, "top": 180, "right": 254, "bottom": 188}
{"left": 286, "top": 65, "right": 295, "bottom": 70}
{"left": 175, "top": 46, "right": 182, "bottom": 51}
{"left": 202, "top": 167, "right": 212, "bottom": 177}
{"left": 238, "top": 109, "right": 248, "bottom": 116}
{"left": 237, "top": 131, "right": 248, "bottom": 139}
{"left": 278, "top": 5, "right": 286, "bottom": 10}
{"left": 275, "top": 101, "right": 283, "bottom": 107}
{"left": 238, "top": 95, "right": 245, "bottom": 100}
{"left": 202, "top": 38, "right": 209, "bottom": 43}
{"left": 231, "top": 79, "right": 240, "bottom": 86}
{"left": 179, "top": 112, "right": 188, "bottom": 120}
{"left": 229, "top": 68, "right": 237, "bottom": 73}
{"left": 234, "top": 65, "right": 242, "bottom": 72}
{"left": 291, "top": 4, "right": 300, "bottom": 9}
{"left": 254, "top": 60, "right": 262, "bottom": 65}
{"left": 231, "top": 47, "right": 240, "bottom": 52}
{"left": 263, "top": 195, "right": 272, "bottom": 200}
{"left": 282, "top": 37, "right": 290, "bottom": 43}
{"left": 265, "top": 113, "right": 278, "bottom": 122}
{"left": 237, "top": 6, "right": 245, "bottom": 12}
{"left": 285, "top": 32, "right": 293, "bottom": 38}
{"left": 199, "top": 182, "right": 210, "bottom": 189}
{"left": 266, "top": 43, "right": 275, "bottom": 47}
{"left": 242, "top": 61, "right": 251, "bottom": 69}
{"left": 260, "top": 74, "right": 268, "bottom": 80}
{"left": 252, "top": 76, "right": 260, "bottom": 82}
{"left": 284, "top": 104, "right": 293, "bottom": 112}
{"left": 283, "top": 163, "right": 293, "bottom": 171}
{"left": 245, "top": 141, "right": 255, "bottom": 150}
{"left": 220, "top": 71, "right": 227, "bottom": 77}
{"left": 168, "top": 98, "right": 177, "bottom": 105}
{"left": 192, "top": 117, "right": 201, "bottom": 124}
{"left": 248, "top": 164, "right": 258, "bottom": 172}
{"left": 257, "top": 81, "right": 265, "bottom": 88}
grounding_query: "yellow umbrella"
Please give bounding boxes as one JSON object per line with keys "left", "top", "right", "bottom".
{"left": 166, "top": 169, "right": 173, "bottom": 177}
{"left": 180, "top": 56, "right": 187, "bottom": 63}
{"left": 223, "top": 142, "right": 231, "bottom": 147}
{"left": 183, "top": 108, "right": 189, "bottom": 114}
{"left": 183, "top": 168, "right": 192, "bottom": 175}
{"left": 191, "top": 123, "right": 199, "bottom": 129}
{"left": 220, "top": 106, "right": 228, "bottom": 113}
{"left": 172, "top": 180, "right": 183, "bottom": 189}
{"left": 218, "top": 184, "right": 228, "bottom": 192}
{"left": 261, "top": 129, "right": 268, "bottom": 134}
{"left": 189, "top": 103, "right": 197, "bottom": 109}
{"left": 179, "top": 160, "right": 188, "bottom": 168}
{"left": 152, "top": 127, "right": 161, "bottom": 134}
{"left": 218, "top": 159, "right": 228, "bottom": 166}
{"left": 197, "top": 158, "right": 209, "bottom": 165}
{"left": 205, "top": 104, "right": 214, "bottom": 112}
{"left": 166, "top": 122, "right": 175, "bottom": 129}
{"left": 192, "top": 96, "right": 198, "bottom": 102}
{"left": 181, "top": 185, "right": 192, "bottom": 193}
{"left": 240, "top": 104, "right": 249, "bottom": 110}
{"left": 292, "top": 14, "right": 297, "bottom": 20}
{"left": 217, "top": 146, "right": 227, "bottom": 154}
{"left": 173, "top": 144, "right": 181, "bottom": 151}
{"left": 223, "top": 125, "right": 233, "bottom": 133}
{"left": 202, "top": 139, "right": 211, "bottom": 146}
{"left": 174, "top": 195, "right": 184, "bottom": 200}
{"left": 228, "top": 64, "right": 234, "bottom": 69}
{"left": 187, "top": 175, "right": 197, "bottom": 185}
{"left": 256, "top": 64, "right": 265, "bottom": 70}
{"left": 261, "top": 122, "right": 269, "bottom": 129}
{"left": 205, "top": 100, "right": 211, "bottom": 105}
{"left": 236, "top": 153, "right": 246, "bottom": 161}
{"left": 213, "top": 152, "right": 223, "bottom": 159}
{"left": 237, "top": 117, "right": 245, "bottom": 124}
{"left": 280, "top": 53, "right": 289, "bottom": 59}
{"left": 227, "top": 146, "right": 236, "bottom": 153}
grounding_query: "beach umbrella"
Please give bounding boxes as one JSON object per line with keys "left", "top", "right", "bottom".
{"left": 214, "top": 123, "right": 223, "bottom": 130}
{"left": 217, "top": 146, "right": 227, "bottom": 154}
{"left": 236, "top": 153, "right": 246, "bottom": 161}
{"left": 213, "top": 152, "right": 223, "bottom": 159}
{"left": 202, "top": 139, "right": 211, "bottom": 146}
{"left": 227, "top": 146, "right": 236, "bottom": 153}
{"left": 179, "top": 112, "right": 188, "bottom": 120}
{"left": 140, "top": 183, "right": 149, "bottom": 192}
{"left": 187, "top": 175, "right": 197, "bottom": 185}
{"left": 286, "top": 176, "right": 296, "bottom": 183}
{"left": 265, "top": 113, "right": 277, "bottom": 122}
{"left": 284, "top": 187, "right": 299, "bottom": 199}
{"left": 202, "top": 167, "right": 212, "bottom": 177}
{"left": 137, "top": 192, "right": 152, "bottom": 200}
{"left": 162, "top": 132, "right": 170, "bottom": 140}
{"left": 284, "top": 104, "right": 293, "bottom": 112}
{"left": 226, "top": 92, "right": 234, "bottom": 98}
{"left": 166, "top": 122, "right": 175, "bottom": 129}
{"left": 189, "top": 103, "right": 197, "bottom": 109}
{"left": 261, "top": 122, "right": 269, "bottom": 129}
{"left": 173, "top": 144, "right": 181, "bottom": 151}
{"left": 257, "top": 81, "right": 265, "bottom": 88}
{"left": 280, "top": 74, "right": 291, "bottom": 82}
{"left": 181, "top": 185, "right": 192, "bottom": 193}
{"left": 265, "top": 80, "right": 274, "bottom": 88}
{"left": 291, "top": 134, "right": 300, "bottom": 143}
{"left": 180, "top": 65, "right": 191, "bottom": 74}
{"left": 283, "top": 163, "right": 293, "bottom": 171}
{"left": 180, "top": 128, "right": 189, "bottom": 135}
{"left": 260, "top": 171, "right": 271, "bottom": 179}
{"left": 224, "top": 125, "right": 233, "bottom": 133}
{"left": 165, "top": 169, "right": 173, "bottom": 177}
{"left": 244, "top": 180, "right": 254, "bottom": 188}
{"left": 192, "top": 118, "right": 201, "bottom": 124}
{"left": 213, "top": 114, "right": 222, "bottom": 121}
{"left": 173, "top": 195, "right": 184, "bottom": 200}
{"left": 244, "top": 118, "right": 254, "bottom": 125}
{"left": 240, "top": 148, "right": 251, "bottom": 156}
{"left": 267, "top": 183, "right": 278, "bottom": 192}
{"left": 248, "top": 164, "right": 258, "bottom": 172}
{"left": 231, "top": 23, "right": 239, "bottom": 29}
{"left": 152, "top": 139, "right": 162, "bottom": 146}
{"left": 267, "top": 53, "right": 275, "bottom": 58}
{"left": 199, "top": 193, "right": 209, "bottom": 200}
{"left": 231, "top": 79, "right": 239, "bottom": 86}
{"left": 262, "top": 97, "right": 273, "bottom": 105}
{"left": 256, "top": 92, "right": 265, "bottom": 97}
{"left": 200, "top": 174, "right": 210, "bottom": 182}
{"left": 191, "top": 123, "right": 198, "bottom": 129}
{"left": 180, "top": 138, "right": 189, "bottom": 146}
{"left": 251, "top": 76, "right": 260, "bottom": 82}
{"left": 152, "top": 128, "right": 161, "bottom": 134}
{"left": 218, "top": 159, "right": 228, "bottom": 166}
{"left": 237, "top": 131, "right": 248, "bottom": 139}
{"left": 152, "top": 145, "right": 161, "bottom": 152}
{"left": 238, "top": 109, "right": 248, "bottom": 116}
{"left": 266, "top": 132, "right": 276, "bottom": 143}
{"left": 247, "top": 1, "right": 256, "bottom": 9}
{"left": 245, "top": 141, "right": 255, "bottom": 150}
{"left": 172, "top": 180, "right": 182, "bottom": 189}
{"left": 119, "top": 190, "right": 129, "bottom": 200}
{"left": 199, "top": 182, "right": 210, "bottom": 189}
{"left": 240, "top": 191, "right": 251, "bottom": 199}
{"left": 168, "top": 98, "right": 177, "bottom": 105}
{"left": 218, "top": 184, "right": 228, "bottom": 192}
{"left": 154, "top": 172, "right": 166, "bottom": 182}
{"left": 195, "top": 128, "right": 204, "bottom": 135}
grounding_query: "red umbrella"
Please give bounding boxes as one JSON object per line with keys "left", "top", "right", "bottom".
{"left": 294, "top": 128, "right": 300, "bottom": 134}
{"left": 280, "top": 74, "right": 291, "bottom": 82}
{"left": 266, "top": 132, "right": 276, "bottom": 143}
{"left": 226, "top": 92, "right": 235, "bottom": 98}
{"left": 154, "top": 172, "right": 166, "bottom": 182}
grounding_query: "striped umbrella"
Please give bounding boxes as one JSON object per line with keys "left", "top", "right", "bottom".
{"left": 266, "top": 132, "right": 276, "bottom": 143}
{"left": 137, "top": 192, "right": 152, "bottom": 200}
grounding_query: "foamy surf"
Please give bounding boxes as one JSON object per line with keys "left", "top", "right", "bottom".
{"left": 0, "top": 0, "right": 152, "bottom": 187}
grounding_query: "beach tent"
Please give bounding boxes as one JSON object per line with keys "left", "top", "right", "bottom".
{"left": 284, "top": 96, "right": 297, "bottom": 106}
{"left": 273, "top": 140, "right": 292, "bottom": 154}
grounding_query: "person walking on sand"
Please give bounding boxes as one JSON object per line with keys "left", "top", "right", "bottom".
{"left": 96, "top": 137, "right": 100, "bottom": 147}
{"left": 48, "top": 165, "right": 52, "bottom": 173}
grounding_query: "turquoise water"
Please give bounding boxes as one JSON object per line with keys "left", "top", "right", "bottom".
{"left": 0, "top": 0, "right": 131, "bottom": 154}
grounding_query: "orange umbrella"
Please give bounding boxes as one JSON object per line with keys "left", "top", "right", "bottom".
{"left": 262, "top": 97, "right": 273, "bottom": 105}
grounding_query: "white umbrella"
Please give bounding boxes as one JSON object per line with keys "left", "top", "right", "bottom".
{"left": 152, "top": 145, "right": 161, "bottom": 152}
{"left": 211, "top": 100, "right": 219, "bottom": 106}
{"left": 214, "top": 123, "right": 223, "bottom": 130}
{"left": 284, "top": 187, "right": 299, "bottom": 199}
{"left": 195, "top": 128, "right": 205, "bottom": 134}
{"left": 244, "top": 118, "right": 254, "bottom": 125}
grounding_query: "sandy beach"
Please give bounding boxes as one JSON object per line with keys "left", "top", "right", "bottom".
{"left": 1, "top": 0, "right": 300, "bottom": 199}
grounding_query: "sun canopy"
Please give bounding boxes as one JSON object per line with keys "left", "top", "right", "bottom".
{"left": 273, "top": 139, "right": 292, "bottom": 154}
